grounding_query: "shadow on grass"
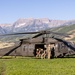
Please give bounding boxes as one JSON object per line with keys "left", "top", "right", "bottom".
{"left": 55, "top": 56, "right": 75, "bottom": 59}
{"left": 0, "top": 56, "right": 75, "bottom": 59}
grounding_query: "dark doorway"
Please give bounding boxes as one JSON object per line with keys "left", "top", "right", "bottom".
{"left": 34, "top": 44, "right": 45, "bottom": 56}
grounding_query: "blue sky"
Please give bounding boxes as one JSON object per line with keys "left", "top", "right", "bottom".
{"left": 0, "top": 0, "right": 75, "bottom": 23}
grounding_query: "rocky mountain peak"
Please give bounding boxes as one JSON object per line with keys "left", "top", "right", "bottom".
{"left": 0, "top": 18, "right": 75, "bottom": 34}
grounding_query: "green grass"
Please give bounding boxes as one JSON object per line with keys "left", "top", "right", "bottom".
{"left": 50, "top": 24, "right": 75, "bottom": 33}
{"left": 0, "top": 61, "right": 6, "bottom": 75}
{"left": 0, "top": 57, "right": 75, "bottom": 75}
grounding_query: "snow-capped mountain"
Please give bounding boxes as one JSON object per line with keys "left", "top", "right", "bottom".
{"left": 11, "top": 18, "right": 69, "bottom": 33}
{"left": 0, "top": 26, "right": 6, "bottom": 34}
{"left": 0, "top": 18, "right": 75, "bottom": 34}
{"left": 0, "top": 24, "right": 12, "bottom": 33}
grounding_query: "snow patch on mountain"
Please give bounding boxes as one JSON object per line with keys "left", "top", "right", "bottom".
{"left": 0, "top": 18, "right": 75, "bottom": 34}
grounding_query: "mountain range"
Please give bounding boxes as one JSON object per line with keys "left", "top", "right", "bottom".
{"left": 0, "top": 18, "right": 75, "bottom": 34}
{"left": 0, "top": 18, "right": 75, "bottom": 42}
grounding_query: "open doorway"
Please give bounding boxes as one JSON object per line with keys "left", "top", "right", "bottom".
{"left": 50, "top": 43, "right": 55, "bottom": 58}
{"left": 34, "top": 44, "right": 45, "bottom": 56}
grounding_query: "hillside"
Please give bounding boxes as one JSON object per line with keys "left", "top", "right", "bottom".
{"left": 0, "top": 18, "right": 75, "bottom": 42}
{"left": 1, "top": 24, "right": 75, "bottom": 42}
{"left": 50, "top": 24, "right": 75, "bottom": 41}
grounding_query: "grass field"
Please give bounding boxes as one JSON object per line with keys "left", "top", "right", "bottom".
{"left": 0, "top": 57, "right": 75, "bottom": 75}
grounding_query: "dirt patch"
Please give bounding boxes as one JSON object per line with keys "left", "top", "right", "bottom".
{"left": 0, "top": 42, "right": 15, "bottom": 49}
{"left": 68, "top": 30, "right": 75, "bottom": 34}
{"left": 64, "top": 33, "right": 75, "bottom": 40}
